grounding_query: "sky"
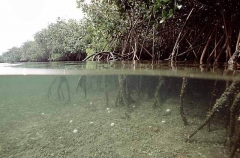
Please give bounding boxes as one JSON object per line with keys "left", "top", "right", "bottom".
{"left": 0, "top": 0, "right": 84, "bottom": 55}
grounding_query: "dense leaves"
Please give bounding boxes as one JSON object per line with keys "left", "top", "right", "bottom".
{"left": 0, "top": 47, "right": 21, "bottom": 62}
{"left": 1, "top": 18, "right": 90, "bottom": 62}
{"left": 1, "top": 0, "right": 239, "bottom": 63}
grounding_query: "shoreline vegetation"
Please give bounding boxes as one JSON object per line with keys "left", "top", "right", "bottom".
{"left": 0, "top": 0, "right": 239, "bottom": 65}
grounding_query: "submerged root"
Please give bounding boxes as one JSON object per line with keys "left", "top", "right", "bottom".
{"left": 116, "top": 75, "right": 134, "bottom": 111}
{"left": 48, "top": 76, "right": 71, "bottom": 102}
{"left": 153, "top": 76, "right": 165, "bottom": 109}
{"left": 115, "top": 89, "right": 121, "bottom": 107}
{"left": 229, "top": 128, "right": 240, "bottom": 158}
{"left": 103, "top": 76, "right": 109, "bottom": 107}
{"left": 47, "top": 77, "right": 58, "bottom": 100}
{"left": 76, "top": 76, "right": 87, "bottom": 98}
{"left": 186, "top": 80, "right": 240, "bottom": 142}
{"left": 208, "top": 80, "right": 218, "bottom": 131}
{"left": 179, "top": 77, "right": 188, "bottom": 126}
{"left": 229, "top": 92, "right": 240, "bottom": 148}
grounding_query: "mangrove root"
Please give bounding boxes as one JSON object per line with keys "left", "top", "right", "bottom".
{"left": 208, "top": 80, "right": 218, "bottom": 131}
{"left": 76, "top": 76, "right": 87, "bottom": 98}
{"left": 186, "top": 80, "right": 240, "bottom": 141}
{"left": 103, "top": 76, "right": 109, "bottom": 107}
{"left": 115, "top": 89, "right": 122, "bottom": 107}
{"left": 179, "top": 77, "right": 189, "bottom": 126}
{"left": 229, "top": 128, "right": 240, "bottom": 158}
{"left": 229, "top": 92, "right": 240, "bottom": 148}
{"left": 83, "top": 51, "right": 123, "bottom": 61}
{"left": 153, "top": 76, "right": 165, "bottom": 109}
{"left": 116, "top": 75, "right": 134, "bottom": 111}
{"left": 48, "top": 76, "right": 71, "bottom": 102}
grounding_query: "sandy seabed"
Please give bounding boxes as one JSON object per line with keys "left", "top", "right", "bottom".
{"left": 0, "top": 77, "right": 239, "bottom": 158}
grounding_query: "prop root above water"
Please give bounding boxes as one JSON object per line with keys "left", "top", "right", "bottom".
{"left": 179, "top": 77, "right": 188, "bottom": 126}
{"left": 48, "top": 76, "right": 71, "bottom": 102}
{"left": 186, "top": 80, "right": 240, "bottom": 141}
{"left": 83, "top": 51, "right": 122, "bottom": 61}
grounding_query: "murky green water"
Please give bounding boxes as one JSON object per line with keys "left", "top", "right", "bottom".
{"left": 0, "top": 62, "right": 239, "bottom": 158}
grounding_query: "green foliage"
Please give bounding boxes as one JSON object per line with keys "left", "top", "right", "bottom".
{"left": 34, "top": 18, "right": 89, "bottom": 61}
{"left": 0, "top": 41, "right": 48, "bottom": 62}
{"left": 0, "top": 0, "right": 182, "bottom": 62}
{"left": 0, "top": 17, "right": 93, "bottom": 62}
{"left": 1, "top": 47, "right": 21, "bottom": 62}
{"left": 19, "top": 41, "right": 46, "bottom": 62}
{"left": 0, "top": 56, "right": 3, "bottom": 63}
{"left": 86, "top": 48, "right": 94, "bottom": 57}
{"left": 111, "top": 0, "right": 178, "bottom": 23}
{"left": 77, "top": 0, "right": 126, "bottom": 51}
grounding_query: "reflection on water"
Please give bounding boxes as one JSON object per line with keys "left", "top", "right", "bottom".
{"left": 0, "top": 62, "right": 240, "bottom": 158}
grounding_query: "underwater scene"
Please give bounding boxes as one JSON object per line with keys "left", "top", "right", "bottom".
{"left": 0, "top": 62, "right": 240, "bottom": 158}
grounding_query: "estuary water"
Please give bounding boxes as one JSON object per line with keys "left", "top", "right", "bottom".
{"left": 0, "top": 61, "right": 239, "bottom": 158}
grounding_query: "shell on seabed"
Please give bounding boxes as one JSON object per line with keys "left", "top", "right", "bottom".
{"left": 166, "top": 109, "right": 171, "bottom": 113}
{"left": 73, "top": 129, "right": 78, "bottom": 133}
